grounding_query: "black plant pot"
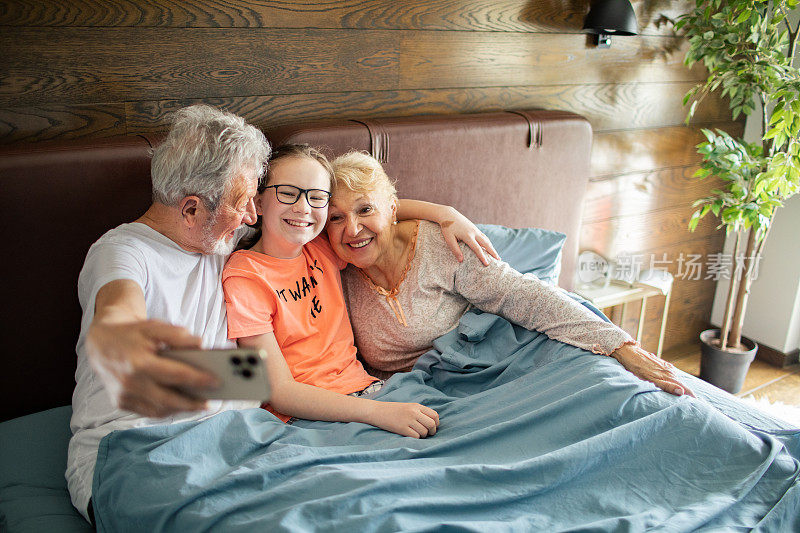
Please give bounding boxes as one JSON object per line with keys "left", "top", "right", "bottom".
{"left": 699, "top": 329, "right": 758, "bottom": 394}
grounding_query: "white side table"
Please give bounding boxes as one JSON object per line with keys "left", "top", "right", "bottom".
{"left": 576, "top": 279, "right": 672, "bottom": 358}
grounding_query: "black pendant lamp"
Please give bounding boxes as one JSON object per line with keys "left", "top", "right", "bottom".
{"left": 582, "top": 0, "right": 638, "bottom": 48}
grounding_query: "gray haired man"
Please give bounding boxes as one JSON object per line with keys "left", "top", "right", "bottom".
{"left": 66, "top": 105, "right": 270, "bottom": 522}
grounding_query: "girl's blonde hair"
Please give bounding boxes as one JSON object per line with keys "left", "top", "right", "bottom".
{"left": 331, "top": 151, "right": 397, "bottom": 201}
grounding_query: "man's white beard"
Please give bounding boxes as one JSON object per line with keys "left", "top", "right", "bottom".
{"left": 202, "top": 214, "right": 238, "bottom": 256}
{"left": 208, "top": 235, "right": 236, "bottom": 256}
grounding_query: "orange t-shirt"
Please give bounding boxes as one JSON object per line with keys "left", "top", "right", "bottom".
{"left": 222, "top": 235, "right": 375, "bottom": 422}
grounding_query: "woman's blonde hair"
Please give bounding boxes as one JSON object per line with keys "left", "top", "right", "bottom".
{"left": 331, "top": 151, "right": 397, "bottom": 201}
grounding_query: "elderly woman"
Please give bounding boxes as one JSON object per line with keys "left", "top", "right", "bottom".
{"left": 326, "top": 151, "right": 693, "bottom": 396}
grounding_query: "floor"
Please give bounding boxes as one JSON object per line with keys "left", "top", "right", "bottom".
{"left": 663, "top": 343, "right": 800, "bottom": 407}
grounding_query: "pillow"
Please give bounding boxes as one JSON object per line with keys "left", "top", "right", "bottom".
{"left": 477, "top": 223, "right": 566, "bottom": 285}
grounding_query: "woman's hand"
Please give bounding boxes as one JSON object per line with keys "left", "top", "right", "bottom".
{"left": 610, "top": 343, "right": 695, "bottom": 397}
{"left": 394, "top": 199, "right": 498, "bottom": 265}
{"left": 368, "top": 401, "right": 440, "bottom": 438}
{"left": 438, "top": 206, "right": 500, "bottom": 266}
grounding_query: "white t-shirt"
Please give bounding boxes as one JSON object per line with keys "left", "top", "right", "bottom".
{"left": 66, "top": 222, "right": 259, "bottom": 521}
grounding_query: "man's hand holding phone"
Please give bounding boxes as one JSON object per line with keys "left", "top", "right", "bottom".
{"left": 86, "top": 319, "right": 219, "bottom": 417}
{"left": 88, "top": 320, "right": 271, "bottom": 417}
{"left": 160, "top": 348, "right": 271, "bottom": 402}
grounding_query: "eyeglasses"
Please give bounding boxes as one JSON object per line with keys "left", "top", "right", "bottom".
{"left": 264, "top": 184, "right": 331, "bottom": 208}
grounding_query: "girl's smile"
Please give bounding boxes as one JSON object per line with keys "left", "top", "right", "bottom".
{"left": 256, "top": 156, "right": 331, "bottom": 259}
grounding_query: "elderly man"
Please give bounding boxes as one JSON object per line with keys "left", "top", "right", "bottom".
{"left": 67, "top": 105, "right": 270, "bottom": 523}
{"left": 67, "top": 104, "right": 497, "bottom": 524}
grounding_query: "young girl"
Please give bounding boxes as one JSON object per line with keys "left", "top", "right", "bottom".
{"left": 221, "top": 144, "right": 441, "bottom": 438}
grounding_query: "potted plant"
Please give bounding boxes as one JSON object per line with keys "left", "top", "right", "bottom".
{"left": 675, "top": 0, "right": 800, "bottom": 393}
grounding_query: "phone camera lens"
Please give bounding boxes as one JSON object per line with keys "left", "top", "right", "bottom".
{"left": 246, "top": 355, "right": 258, "bottom": 366}
{"left": 241, "top": 369, "right": 253, "bottom": 379}
{"left": 230, "top": 356, "right": 242, "bottom": 366}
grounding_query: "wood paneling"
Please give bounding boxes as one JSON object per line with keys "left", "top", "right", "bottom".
{"left": 0, "top": 28, "right": 400, "bottom": 106}
{"left": 583, "top": 166, "right": 724, "bottom": 223}
{"left": 0, "top": 28, "right": 702, "bottom": 109}
{"left": 0, "top": 0, "right": 689, "bottom": 36}
{"left": 608, "top": 286, "right": 715, "bottom": 352}
{"left": 399, "top": 33, "right": 701, "bottom": 88}
{"left": 580, "top": 203, "right": 720, "bottom": 257}
{"left": 1, "top": 81, "right": 731, "bottom": 144}
{"left": 591, "top": 122, "right": 743, "bottom": 178}
{"left": 0, "top": 103, "right": 129, "bottom": 142}
{"left": 0, "top": 0, "right": 743, "bottom": 360}
{"left": 641, "top": 295, "right": 715, "bottom": 352}
{"left": 0, "top": 0, "right": 583, "bottom": 30}
{"left": 129, "top": 81, "right": 727, "bottom": 133}
{"left": 579, "top": 232, "right": 727, "bottom": 353}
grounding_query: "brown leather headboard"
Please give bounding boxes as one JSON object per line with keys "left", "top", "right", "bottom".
{"left": 267, "top": 110, "right": 591, "bottom": 289}
{"left": 0, "top": 136, "right": 155, "bottom": 420}
{"left": 0, "top": 110, "right": 591, "bottom": 421}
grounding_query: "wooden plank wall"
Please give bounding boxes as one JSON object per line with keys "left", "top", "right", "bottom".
{"left": 0, "top": 0, "right": 740, "bottom": 354}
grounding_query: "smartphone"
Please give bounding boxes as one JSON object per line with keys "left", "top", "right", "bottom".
{"left": 160, "top": 348, "right": 270, "bottom": 401}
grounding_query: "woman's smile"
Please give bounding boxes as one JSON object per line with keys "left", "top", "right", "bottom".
{"left": 347, "top": 237, "right": 373, "bottom": 249}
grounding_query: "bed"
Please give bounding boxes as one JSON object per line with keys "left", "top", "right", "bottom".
{"left": 0, "top": 110, "right": 798, "bottom": 532}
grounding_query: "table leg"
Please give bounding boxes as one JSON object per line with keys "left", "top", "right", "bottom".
{"left": 636, "top": 296, "right": 648, "bottom": 344}
{"left": 656, "top": 289, "right": 672, "bottom": 358}
{"left": 620, "top": 302, "right": 628, "bottom": 331}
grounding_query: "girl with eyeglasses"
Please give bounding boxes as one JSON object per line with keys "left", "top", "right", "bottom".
{"left": 221, "top": 144, "right": 492, "bottom": 437}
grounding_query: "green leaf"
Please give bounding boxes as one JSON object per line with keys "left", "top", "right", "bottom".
{"left": 693, "top": 167, "right": 712, "bottom": 179}
{"left": 687, "top": 100, "right": 699, "bottom": 122}
{"left": 735, "top": 11, "right": 750, "bottom": 24}
{"left": 753, "top": 179, "right": 767, "bottom": 196}
{"left": 689, "top": 211, "right": 701, "bottom": 232}
{"left": 722, "top": 206, "right": 740, "bottom": 220}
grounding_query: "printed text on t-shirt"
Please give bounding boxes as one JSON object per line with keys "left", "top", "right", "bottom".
{"left": 274, "top": 260, "right": 325, "bottom": 318}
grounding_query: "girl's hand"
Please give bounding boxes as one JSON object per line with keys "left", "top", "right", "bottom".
{"left": 438, "top": 206, "right": 499, "bottom": 266}
{"left": 369, "top": 401, "right": 440, "bottom": 438}
{"left": 611, "top": 343, "right": 695, "bottom": 397}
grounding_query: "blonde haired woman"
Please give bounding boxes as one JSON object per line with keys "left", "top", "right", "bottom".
{"left": 327, "top": 151, "right": 692, "bottom": 396}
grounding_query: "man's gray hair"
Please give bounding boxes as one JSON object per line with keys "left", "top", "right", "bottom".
{"left": 151, "top": 105, "right": 271, "bottom": 211}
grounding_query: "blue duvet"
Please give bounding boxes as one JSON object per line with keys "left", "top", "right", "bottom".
{"left": 92, "top": 310, "right": 800, "bottom": 532}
